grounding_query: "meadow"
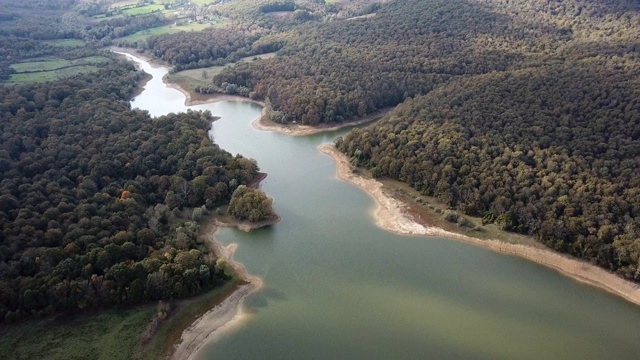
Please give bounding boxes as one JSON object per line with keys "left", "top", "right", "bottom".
{"left": 165, "top": 53, "right": 276, "bottom": 92}
{"left": 123, "top": 4, "right": 165, "bottom": 16}
{"left": 42, "top": 39, "right": 86, "bottom": 48}
{"left": 6, "top": 56, "right": 110, "bottom": 84}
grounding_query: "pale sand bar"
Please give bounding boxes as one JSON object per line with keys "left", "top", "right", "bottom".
{"left": 171, "top": 230, "right": 262, "bottom": 360}
{"left": 318, "top": 144, "right": 640, "bottom": 307}
{"left": 252, "top": 107, "right": 392, "bottom": 136}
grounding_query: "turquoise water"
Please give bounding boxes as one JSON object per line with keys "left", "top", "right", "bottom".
{"left": 122, "top": 52, "right": 640, "bottom": 360}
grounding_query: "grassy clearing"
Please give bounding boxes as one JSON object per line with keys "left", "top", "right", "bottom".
{"left": 123, "top": 4, "right": 165, "bottom": 16}
{"left": 11, "top": 59, "right": 69, "bottom": 73}
{"left": 121, "top": 21, "right": 222, "bottom": 42}
{"left": 43, "top": 39, "right": 86, "bottom": 48}
{"left": 109, "top": 0, "right": 138, "bottom": 10}
{"left": 6, "top": 66, "right": 101, "bottom": 84}
{"left": 10, "top": 56, "right": 109, "bottom": 73}
{"left": 140, "top": 280, "right": 242, "bottom": 359}
{"left": 165, "top": 64, "right": 228, "bottom": 90}
{"left": 0, "top": 282, "right": 241, "bottom": 360}
{"left": 0, "top": 306, "right": 156, "bottom": 360}
{"left": 6, "top": 56, "right": 110, "bottom": 84}
{"left": 165, "top": 52, "right": 276, "bottom": 92}
{"left": 93, "top": 12, "right": 125, "bottom": 20}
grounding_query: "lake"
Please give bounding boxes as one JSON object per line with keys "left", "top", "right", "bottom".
{"left": 121, "top": 52, "right": 640, "bottom": 360}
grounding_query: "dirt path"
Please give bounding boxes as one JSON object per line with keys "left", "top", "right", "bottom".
{"left": 318, "top": 144, "right": 640, "bottom": 307}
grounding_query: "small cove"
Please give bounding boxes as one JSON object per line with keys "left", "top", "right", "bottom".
{"left": 119, "top": 52, "right": 640, "bottom": 360}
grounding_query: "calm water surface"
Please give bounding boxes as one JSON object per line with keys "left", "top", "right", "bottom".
{"left": 122, "top": 53, "right": 640, "bottom": 360}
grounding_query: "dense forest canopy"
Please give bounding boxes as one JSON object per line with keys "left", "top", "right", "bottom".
{"left": 227, "top": 185, "right": 276, "bottom": 222}
{"left": 0, "top": 63, "right": 262, "bottom": 321}
{"left": 139, "top": 0, "right": 640, "bottom": 282}
{"left": 332, "top": 0, "right": 640, "bottom": 280}
{"left": 1, "top": 0, "right": 639, "bottom": 325}
{"left": 212, "top": 0, "right": 576, "bottom": 124}
{"left": 144, "top": 28, "right": 263, "bottom": 71}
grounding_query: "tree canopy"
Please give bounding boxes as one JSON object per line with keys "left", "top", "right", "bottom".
{"left": 0, "top": 61, "right": 260, "bottom": 322}
{"left": 227, "top": 185, "right": 276, "bottom": 222}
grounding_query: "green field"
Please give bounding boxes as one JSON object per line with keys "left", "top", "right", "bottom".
{"left": 120, "top": 21, "right": 224, "bottom": 42}
{"left": 7, "top": 56, "right": 110, "bottom": 84}
{"left": 0, "top": 280, "right": 240, "bottom": 360}
{"left": 123, "top": 4, "right": 165, "bottom": 16}
{"left": 0, "top": 307, "right": 156, "bottom": 360}
{"left": 109, "top": 0, "right": 138, "bottom": 10}
{"left": 6, "top": 66, "right": 100, "bottom": 84}
{"left": 165, "top": 64, "right": 229, "bottom": 90}
{"left": 43, "top": 39, "right": 86, "bottom": 48}
{"left": 165, "top": 53, "right": 276, "bottom": 91}
{"left": 10, "top": 56, "right": 109, "bottom": 73}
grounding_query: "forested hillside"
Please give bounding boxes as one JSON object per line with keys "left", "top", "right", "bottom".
{"left": 0, "top": 63, "right": 260, "bottom": 322}
{"left": 334, "top": 0, "right": 640, "bottom": 280}
{"left": 211, "top": 0, "right": 575, "bottom": 124}
{"left": 145, "top": 28, "right": 262, "bottom": 71}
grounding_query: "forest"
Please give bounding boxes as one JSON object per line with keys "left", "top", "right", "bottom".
{"left": 331, "top": 0, "right": 640, "bottom": 280}
{"left": 0, "top": 58, "right": 264, "bottom": 321}
{"left": 212, "top": 0, "right": 570, "bottom": 124}
{"left": 0, "top": 0, "right": 639, "bottom": 326}
{"left": 141, "top": 0, "right": 640, "bottom": 281}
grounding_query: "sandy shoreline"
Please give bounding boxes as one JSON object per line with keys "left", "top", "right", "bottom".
{"left": 112, "top": 47, "right": 264, "bottom": 108}
{"left": 251, "top": 107, "right": 392, "bottom": 136}
{"left": 113, "top": 47, "right": 269, "bottom": 360}
{"left": 170, "top": 224, "right": 263, "bottom": 360}
{"left": 114, "top": 46, "right": 388, "bottom": 136}
{"left": 318, "top": 144, "right": 640, "bottom": 307}
{"left": 118, "top": 46, "right": 638, "bottom": 358}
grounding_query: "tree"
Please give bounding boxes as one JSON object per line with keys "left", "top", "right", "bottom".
{"left": 227, "top": 185, "right": 275, "bottom": 222}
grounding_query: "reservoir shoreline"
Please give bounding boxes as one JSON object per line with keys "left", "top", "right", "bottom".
{"left": 170, "top": 221, "right": 262, "bottom": 360}
{"left": 318, "top": 144, "right": 640, "bottom": 307}
{"left": 113, "top": 48, "right": 267, "bottom": 360}
{"left": 114, "top": 48, "right": 640, "bottom": 360}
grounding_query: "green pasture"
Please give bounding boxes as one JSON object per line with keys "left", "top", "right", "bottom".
{"left": 123, "top": 4, "right": 165, "bottom": 16}
{"left": 120, "top": 20, "right": 226, "bottom": 42}
{"left": 109, "top": 0, "right": 138, "bottom": 10}
{"left": 165, "top": 52, "right": 276, "bottom": 91}
{"left": 43, "top": 39, "right": 86, "bottom": 48}
{"left": 6, "top": 56, "right": 110, "bottom": 84}
{"left": 0, "top": 307, "right": 155, "bottom": 360}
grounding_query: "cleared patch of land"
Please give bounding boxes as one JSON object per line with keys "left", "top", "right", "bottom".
{"left": 346, "top": 13, "right": 376, "bottom": 20}
{"left": 109, "top": 0, "right": 138, "bottom": 9}
{"left": 0, "top": 307, "right": 156, "bottom": 360}
{"left": 43, "top": 39, "right": 86, "bottom": 47}
{"left": 165, "top": 52, "right": 275, "bottom": 92}
{"left": 0, "top": 281, "right": 241, "bottom": 360}
{"left": 121, "top": 21, "right": 221, "bottom": 42}
{"left": 266, "top": 11, "right": 294, "bottom": 18}
{"left": 10, "top": 56, "right": 108, "bottom": 73}
{"left": 7, "top": 66, "right": 100, "bottom": 84}
{"left": 6, "top": 56, "right": 110, "bottom": 84}
{"left": 123, "top": 4, "right": 165, "bottom": 16}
